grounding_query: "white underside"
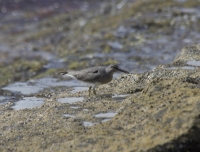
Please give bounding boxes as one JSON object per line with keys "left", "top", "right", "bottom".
{"left": 82, "top": 82, "right": 101, "bottom": 88}
{"left": 62, "top": 73, "right": 101, "bottom": 89}
{"left": 62, "top": 74, "right": 76, "bottom": 79}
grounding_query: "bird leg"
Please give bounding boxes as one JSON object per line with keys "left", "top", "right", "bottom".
{"left": 93, "top": 87, "right": 97, "bottom": 95}
{"left": 88, "top": 86, "right": 92, "bottom": 96}
{"left": 88, "top": 86, "right": 97, "bottom": 96}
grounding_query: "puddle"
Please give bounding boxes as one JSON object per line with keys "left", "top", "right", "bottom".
{"left": 112, "top": 94, "right": 129, "bottom": 101}
{"left": 0, "top": 96, "right": 12, "bottom": 105}
{"left": 107, "top": 41, "right": 123, "bottom": 50}
{"left": 12, "top": 97, "right": 44, "bottom": 110}
{"left": 101, "top": 119, "right": 111, "bottom": 122}
{"left": 83, "top": 109, "right": 89, "bottom": 111}
{"left": 187, "top": 60, "right": 200, "bottom": 66}
{"left": 94, "top": 112, "right": 117, "bottom": 118}
{"left": 70, "top": 106, "right": 79, "bottom": 109}
{"left": 165, "top": 66, "right": 195, "bottom": 70}
{"left": 0, "top": 96, "right": 9, "bottom": 100}
{"left": 63, "top": 114, "right": 75, "bottom": 118}
{"left": 57, "top": 97, "right": 84, "bottom": 104}
{"left": 2, "top": 82, "right": 42, "bottom": 95}
{"left": 83, "top": 121, "right": 97, "bottom": 127}
{"left": 114, "top": 25, "right": 134, "bottom": 38}
{"left": 71, "top": 86, "right": 88, "bottom": 93}
{"left": 2, "top": 78, "right": 84, "bottom": 95}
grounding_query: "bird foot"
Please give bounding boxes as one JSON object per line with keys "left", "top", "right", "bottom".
{"left": 88, "top": 86, "right": 92, "bottom": 96}
{"left": 93, "top": 89, "right": 97, "bottom": 95}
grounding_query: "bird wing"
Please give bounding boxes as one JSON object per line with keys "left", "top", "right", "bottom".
{"left": 74, "top": 67, "right": 105, "bottom": 82}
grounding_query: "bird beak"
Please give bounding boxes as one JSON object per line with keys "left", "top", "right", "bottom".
{"left": 116, "top": 68, "right": 129, "bottom": 73}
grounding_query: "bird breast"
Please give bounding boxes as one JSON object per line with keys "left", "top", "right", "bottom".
{"left": 99, "top": 73, "right": 113, "bottom": 84}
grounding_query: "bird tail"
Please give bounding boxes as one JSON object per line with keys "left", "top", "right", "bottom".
{"left": 59, "top": 71, "right": 76, "bottom": 79}
{"left": 59, "top": 71, "right": 68, "bottom": 75}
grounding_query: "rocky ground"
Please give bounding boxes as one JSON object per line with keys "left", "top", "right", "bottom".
{"left": 0, "top": 0, "right": 200, "bottom": 151}
{"left": 0, "top": 0, "right": 200, "bottom": 87}
{"left": 1, "top": 45, "right": 200, "bottom": 151}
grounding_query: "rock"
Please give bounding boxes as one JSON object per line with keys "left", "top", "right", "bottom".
{"left": 1, "top": 45, "right": 200, "bottom": 151}
{"left": 174, "top": 44, "right": 200, "bottom": 63}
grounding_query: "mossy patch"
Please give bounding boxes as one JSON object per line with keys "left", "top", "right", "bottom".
{"left": 103, "top": 59, "right": 118, "bottom": 66}
{"left": 68, "top": 61, "right": 87, "bottom": 70}
{"left": 34, "top": 68, "right": 57, "bottom": 79}
{"left": 0, "top": 59, "right": 45, "bottom": 86}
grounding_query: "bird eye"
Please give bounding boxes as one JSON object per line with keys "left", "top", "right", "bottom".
{"left": 93, "top": 70, "right": 98, "bottom": 73}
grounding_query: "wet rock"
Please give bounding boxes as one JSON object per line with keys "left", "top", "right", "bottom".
{"left": 174, "top": 44, "right": 200, "bottom": 63}
{"left": 0, "top": 44, "right": 200, "bottom": 151}
{"left": 1, "top": 0, "right": 200, "bottom": 150}
{"left": 107, "top": 41, "right": 123, "bottom": 50}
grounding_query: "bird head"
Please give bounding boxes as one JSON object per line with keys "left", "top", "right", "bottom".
{"left": 106, "top": 64, "right": 129, "bottom": 74}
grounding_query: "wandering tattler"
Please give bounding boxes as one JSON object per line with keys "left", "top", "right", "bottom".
{"left": 60, "top": 64, "right": 129, "bottom": 96}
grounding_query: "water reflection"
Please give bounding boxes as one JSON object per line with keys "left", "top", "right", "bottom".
{"left": 187, "top": 60, "right": 200, "bottom": 66}
{"left": 101, "top": 118, "right": 111, "bottom": 122}
{"left": 71, "top": 86, "right": 88, "bottom": 93}
{"left": 2, "top": 78, "right": 84, "bottom": 95}
{"left": 94, "top": 112, "right": 117, "bottom": 118}
{"left": 57, "top": 97, "right": 84, "bottom": 104}
{"left": 112, "top": 94, "right": 129, "bottom": 101}
{"left": 83, "top": 121, "right": 97, "bottom": 127}
{"left": 63, "top": 114, "right": 75, "bottom": 118}
{"left": 12, "top": 97, "right": 44, "bottom": 110}
{"left": 0, "top": 96, "right": 11, "bottom": 105}
{"left": 70, "top": 106, "right": 79, "bottom": 109}
{"left": 165, "top": 66, "right": 195, "bottom": 70}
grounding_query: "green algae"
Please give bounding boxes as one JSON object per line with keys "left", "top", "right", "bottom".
{"left": 0, "top": 59, "right": 45, "bottom": 86}
{"left": 34, "top": 68, "right": 57, "bottom": 79}
{"left": 103, "top": 59, "right": 118, "bottom": 66}
{"left": 1, "top": 0, "right": 198, "bottom": 79}
{"left": 68, "top": 61, "right": 87, "bottom": 70}
{"left": 1, "top": 69, "right": 200, "bottom": 151}
{"left": 0, "top": 0, "right": 199, "bottom": 150}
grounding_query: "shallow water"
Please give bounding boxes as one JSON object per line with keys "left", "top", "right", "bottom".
{"left": 94, "top": 112, "right": 117, "bottom": 118}
{"left": 70, "top": 106, "right": 79, "bottom": 109}
{"left": 0, "top": 96, "right": 12, "bottom": 105}
{"left": 0, "top": 0, "right": 199, "bottom": 123}
{"left": 187, "top": 60, "right": 200, "bottom": 66}
{"left": 112, "top": 94, "right": 129, "bottom": 101}
{"left": 83, "top": 121, "right": 97, "bottom": 127}
{"left": 0, "top": 1, "right": 200, "bottom": 150}
{"left": 57, "top": 97, "right": 84, "bottom": 104}
{"left": 101, "top": 118, "right": 111, "bottom": 122}
{"left": 165, "top": 66, "right": 195, "bottom": 70}
{"left": 63, "top": 114, "right": 75, "bottom": 118}
{"left": 12, "top": 97, "right": 44, "bottom": 110}
{"left": 2, "top": 78, "right": 83, "bottom": 95}
{"left": 0, "top": 0, "right": 199, "bottom": 73}
{"left": 2, "top": 77, "right": 86, "bottom": 110}
{"left": 70, "top": 86, "right": 88, "bottom": 93}
{"left": 83, "top": 108, "right": 89, "bottom": 111}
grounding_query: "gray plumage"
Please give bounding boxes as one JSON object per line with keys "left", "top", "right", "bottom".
{"left": 60, "top": 64, "right": 129, "bottom": 96}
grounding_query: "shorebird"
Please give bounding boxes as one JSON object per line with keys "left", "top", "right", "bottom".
{"left": 60, "top": 64, "right": 129, "bottom": 96}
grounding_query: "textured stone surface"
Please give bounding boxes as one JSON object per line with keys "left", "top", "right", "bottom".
{"left": 1, "top": 44, "right": 200, "bottom": 151}
{"left": 174, "top": 44, "right": 200, "bottom": 63}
